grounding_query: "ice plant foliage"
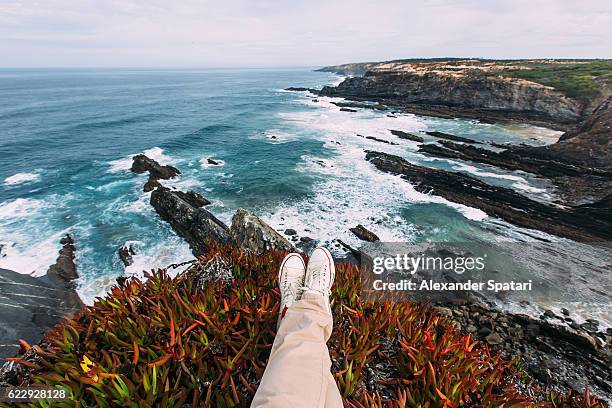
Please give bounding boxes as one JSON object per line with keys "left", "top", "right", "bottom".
{"left": 5, "top": 243, "right": 605, "bottom": 407}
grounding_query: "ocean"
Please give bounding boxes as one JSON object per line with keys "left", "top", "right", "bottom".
{"left": 0, "top": 68, "right": 609, "bottom": 325}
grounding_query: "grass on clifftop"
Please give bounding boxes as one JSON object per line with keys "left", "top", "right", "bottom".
{"left": 5, "top": 243, "right": 605, "bottom": 407}
{"left": 502, "top": 60, "right": 612, "bottom": 102}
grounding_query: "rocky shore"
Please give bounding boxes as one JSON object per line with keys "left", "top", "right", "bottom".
{"left": 365, "top": 150, "right": 611, "bottom": 242}
{"left": 435, "top": 300, "right": 612, "bottom": 400}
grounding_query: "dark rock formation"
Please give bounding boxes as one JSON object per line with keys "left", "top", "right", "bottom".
{"left": 149, "top": 184, "right": 292, "bottom": 257}
{"left": 118, "top": 244, "right": 136, "bottom": 267}
{"left": 517, "top": 96, "right": 612, "bottom": 171}
{"left": 331, "top": 101, "right": 387, "bottom": 111}
{"left": 173, "top": 190, "right": 211, "bottom": 207}
{"left": 143, "top": 178, "right": 162, "bottom": 193}
{"left": 340, "top": 107, "right": 357, "bottom": 112}
{"left": 389, "top": 129, "right": 424, "bottom": 142}
{"left": 207, "top": 158, "right": 220, "bottom": 166}
{"left": 365, "top": 151, "right": 611, "bottom": 242}
{"left": 230, "top": 208, "right": 294, "bottom": 255}
{"left": 284, "top": 87, "right": 313, "bottom": 92}
{"left": 425, "top": 131, "right": 483, "bottom": 144}
{"left": 131, "top": 154, "right": 180, "bottom": 180}
{"left": 349, "top": 224, "right": 380, "bottom": 242}
{"left": 131, "top": 154, "right": 181, "bottom": 192}
{"left": 284, "top": 228, "right": 297, "bottom": 236}
{"left": 46, "top": 234, "right": 78, "bottom": 286}
{"left": 418, "top": 141, "right": 604, "bottom": 178}
{"left": 0, "top": 236, "right": 82, "bottom": 359}
{"left": 150, "top": 187, "right": 230, "bottom": 256}
{"left": 358, "top": 134, "right": 398, "bottom": 145}
{"left": 416, "top": 98, "right": 611, "bottom": 206}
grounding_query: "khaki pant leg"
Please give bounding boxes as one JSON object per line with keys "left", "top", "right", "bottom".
{"left": 251, "top": 293, "right": 342, "bottom": 408}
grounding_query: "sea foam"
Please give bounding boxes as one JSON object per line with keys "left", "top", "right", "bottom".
{"left": 3, "top": 172, "right": 40, "bottom": 186}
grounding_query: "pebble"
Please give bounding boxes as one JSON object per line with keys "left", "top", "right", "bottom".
{"left": 486, "top": 333, "right": 504, "bottom": 345}
{"left": 435, "top": 307, "right": 452, "bottom": 317}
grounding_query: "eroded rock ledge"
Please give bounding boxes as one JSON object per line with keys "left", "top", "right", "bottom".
{"left": 365, "top": 150, "right": 611, "bottom": 242}
{"left": 0, "top": 235, "right": 82, "bottom": 359}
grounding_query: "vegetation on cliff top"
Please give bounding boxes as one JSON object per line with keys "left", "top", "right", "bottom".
{"left": 5, "top": 243, "right": 605, "bottom": 407}
{"left": 502, "top": 60, "right": 612, "bottom": 102}
{"left": 321, "top": 58, "right": 612, "bottom": 103}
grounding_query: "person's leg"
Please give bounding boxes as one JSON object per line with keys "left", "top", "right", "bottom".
{"left": 251, "top": 248, "right": 342, "bottom": 408}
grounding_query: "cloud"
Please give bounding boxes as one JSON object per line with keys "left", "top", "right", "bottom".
{"left": 0, "top": 0, "right": 610, "bottom": 67}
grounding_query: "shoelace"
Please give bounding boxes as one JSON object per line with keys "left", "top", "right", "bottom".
{"left": 280, "top": 276, "right": 300, "bottom": 306}
{"left": 301, "top": 265, "right": 331, "bottom": 297}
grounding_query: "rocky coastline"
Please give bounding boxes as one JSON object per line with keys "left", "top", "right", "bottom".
{"left": 1, "top": 150, "right": 611, "bottom": 402}
{"left": 1, "top": 58, "right": 610, "bottom": 401}
{"left": 132, "top": 154, "right": 611, "bottom": 401}
{"left": 316, "top": 59, "right": 611, "bottom": 130}
{"left": 294, "top": 59, "right": 612, "bottom": 226}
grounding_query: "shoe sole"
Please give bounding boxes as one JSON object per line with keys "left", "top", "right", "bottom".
{"left": 277, "top": 253, "right": 306, "bottom": 287}
{"left": 313, "top": 246, "right": 335, "bottom": 290}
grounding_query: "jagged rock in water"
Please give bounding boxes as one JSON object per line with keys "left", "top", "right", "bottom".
{"left": 389, "top": 129, "right": 424, "bottom": 142}
{"left": 349, "top": 224, "right": 380, "bottom": 242}
{"left": 150, "top": 186, "right": 230, "bottom": 256}
{"left": 118, "top": 244, "right": 136, "bottom": 267}
{"left": 284, "top": 87, "right": 312, "bottom": 92}
{"left": 47, "top": 234, "right": 79, "bottom": 286}
{"left": 173, "top": 190, "right": 211, "bottom": 207}
{"left": 132, "top": 154, "right": 181, "bottom": 192}
{"left": 131, "top": 154, "right": 181, "bottom": 180}
{"left": 418, "top": 141, "right": 598, "bottom": 178}
{"left": 358, "top": 134, "right": 398, "bottom": 145}
{"left": 230, "top": 208, "right": 294, "bottom": 255}
{"left": 143, "top": 177, "right": 162, "bottom": 192}
{"left": 425, "top": 131, "right": 482, "bottom": 144}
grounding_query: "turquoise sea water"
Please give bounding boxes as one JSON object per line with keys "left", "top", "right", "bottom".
{"left": 0, "top": 68, "right": 608, "bottom": 324}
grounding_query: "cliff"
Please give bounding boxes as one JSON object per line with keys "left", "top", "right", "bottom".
{"left": 318, "top": 59, "right": 612, "bottom": 128}
{"left": 520, "top": 96, "right": 612, "bottom": 170}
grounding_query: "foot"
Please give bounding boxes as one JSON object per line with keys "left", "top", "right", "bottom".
{"left": 303, "top": 247, "right": 335, "bottom": 312}
{"left": 278, "top": 253, "right": 306, "bottom": 314}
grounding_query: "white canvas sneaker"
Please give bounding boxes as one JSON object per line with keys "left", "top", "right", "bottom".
{"left": 278, "top": 253, "right": 306, "bottom": 314}
{"left": 303, "top": 247, "right": 335, "bottom": 313}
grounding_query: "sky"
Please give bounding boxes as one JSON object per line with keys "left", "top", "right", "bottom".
{"left": 1, "top": 0, "right": 611, "bottom": 68}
